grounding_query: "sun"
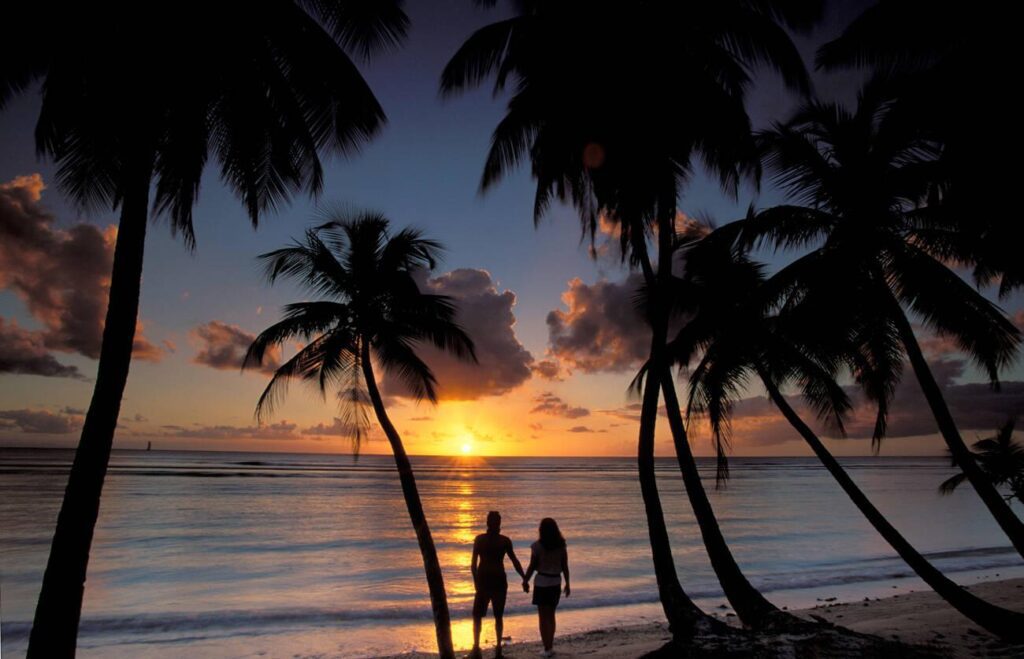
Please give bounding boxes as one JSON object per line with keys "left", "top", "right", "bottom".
{"left": 461, "top": 442, "right": 472, "bottom": 455}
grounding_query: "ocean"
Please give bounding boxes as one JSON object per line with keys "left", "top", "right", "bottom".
{"left": 1, "top": 449, "right": 1022, "bottom": 657}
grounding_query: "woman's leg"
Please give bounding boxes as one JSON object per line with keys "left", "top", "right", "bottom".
{"left": 539, "top": 605, "right": 555, "bottom": 651}
{"left": 551, "top": 604, "right": 557, "bottom": 647}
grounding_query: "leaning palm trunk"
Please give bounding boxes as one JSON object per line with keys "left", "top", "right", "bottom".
{"left": 361, "top": 342, "right": 455, "bottom": 659}
{"left": 637, "top": 325, "right": 717, "bottom": 638}
{"left": 660, "top": 370, "right": 794, "bottom": 628}
{"left": 638, "top": 213, "right": 789, "bottom": 630}
{"left": 759, "top": 367, "right": 1024, "bottom": 640}
{"left": 28, "top": 164, "right": 152, "bottom": 658}
{"left": 889, "top": 301, "right": 1024, "bottom": 559}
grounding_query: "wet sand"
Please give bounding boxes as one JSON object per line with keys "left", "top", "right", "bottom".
{"left": 381, "top": 577, "right": 1024, "bottom": 658}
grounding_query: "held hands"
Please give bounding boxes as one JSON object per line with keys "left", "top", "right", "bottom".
{"left": 564, "top": 583, "right": 571, "bottom": 598}
{"left": 522, "top": 579, "right": 530, "bottom": 593}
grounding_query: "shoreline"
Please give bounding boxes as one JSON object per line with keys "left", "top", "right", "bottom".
{"left": 379, "top": 577, "right": 1024, "bottom": 658}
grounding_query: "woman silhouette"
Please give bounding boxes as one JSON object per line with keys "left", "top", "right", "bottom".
{"left": 522, "top": 518, "right": 570, "bottom": 657}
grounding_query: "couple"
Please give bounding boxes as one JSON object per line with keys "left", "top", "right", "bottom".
{"left": 471, "top": 511, "right": 570, "bottom": 658}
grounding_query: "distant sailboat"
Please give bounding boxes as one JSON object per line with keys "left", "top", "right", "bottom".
{"left": 146, "top": 441, "right": 152, "bottom": 452}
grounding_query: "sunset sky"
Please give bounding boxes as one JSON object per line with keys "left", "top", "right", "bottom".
{"left": 1, "top": 0, "right": 1022, "bottom": 458}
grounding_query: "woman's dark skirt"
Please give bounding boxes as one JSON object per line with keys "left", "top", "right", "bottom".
{"left": 532, "top": 584, "right": 561, "bottom": 607}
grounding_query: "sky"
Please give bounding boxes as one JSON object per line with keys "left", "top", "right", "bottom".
{"left": 1, "top": 0, "right": 1022, "bottom": 458}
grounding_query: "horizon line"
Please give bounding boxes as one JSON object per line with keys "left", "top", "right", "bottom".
{"left": 0, "top": 444, "right": 950, "bottom": 460}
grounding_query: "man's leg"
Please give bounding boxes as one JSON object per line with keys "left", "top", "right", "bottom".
{"left": 492, "top": 587, "right": 508, "bottom": 657}
{"left": 472, "top": 591, "right": 490, "bottom": 654}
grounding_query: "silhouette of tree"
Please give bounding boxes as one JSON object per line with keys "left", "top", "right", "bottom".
{"left": 743, "top": 78, "right": 1024, "bottom": 557}
{"left": 666, "top": 232, "right": 1024, "bottom": 641}
{"left": 246, "top": 213, "right": 475, "bottom": 659}
{"left": 0, "top": 3, "right": 408, "bottom": 655}
{"left": 817, "top": 0, "right": 1022, "bottom": 296}
{"left": 443, "top": 0, "right": 820, "bottom": 635}
{"left": 940, "top": 419, "right": 1024, "bottom": 506}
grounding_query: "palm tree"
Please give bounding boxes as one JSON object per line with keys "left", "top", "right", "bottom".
{"left": 442, "top": 0, "right": 818, "bottom": 633}
{"left": 741, "top": 79, "right": 1024, "bottom": 557}
{"left": 816, "top": 1, "right": 1021, "bottom": 297}
{"left": 244, "top": 213, "right": 475, "bottom": 659}
{"left": 1, "top": 3, "right": 408, "bottom": 655}
{"left": 667, "top": 234, "right": 1024, "bottom": 641}
{"left": 940, "top": 419, "right": 1024, "bottom": 505}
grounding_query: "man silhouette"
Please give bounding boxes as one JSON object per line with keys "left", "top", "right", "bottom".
{"left": 470, "top": 511, "right": 525, "bottom": 658}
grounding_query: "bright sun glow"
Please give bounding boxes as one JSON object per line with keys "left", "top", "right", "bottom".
{"left": 461, "top": 443, "right": 472, "bottom": 455}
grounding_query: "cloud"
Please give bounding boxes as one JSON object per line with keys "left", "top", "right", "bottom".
{"left": 531, "top": 392, "right": 590, "bottom": 418}
{"left": 0, "top": 408, "right": 83, "bottom": 434}
{"left": 381, "top": 269, "right": 533, "bottom": 400}
{"left": 192, "top": 321, "right": 280, "bottom": 375}
{"left": 0, "top": 318, "right": 83, "bottom": 378}
{"left": 161, "top": 420, "right": 299, "bottom": 440}
{"left": 588, "top": 211, "right": 704, "bottom": 261}
{"left": 597, "top": 402, "right": 668, "bottom": 422}
{"left": 717, "top": 358, "right": 1024, "bottom": 448}
{"left": 531, "top": 359, "right": 564, "bottom": 381}
{"left": 301, "top": 417, "right": 362, "bottom": 437}
{"left": 546, "top": 274, "right": 649, "bottom": 373}
{"left": 567, "top": 425, "right": 605, "bottom": 433}
{"left": 0, "top": 174, "right": 162, "bottom": 365}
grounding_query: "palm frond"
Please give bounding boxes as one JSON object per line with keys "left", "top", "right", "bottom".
{"left": 373, "top": 334, "right": 438, "bottom": 403}
{"left": 440, "top": 17, "right": 521, "bottom": 95}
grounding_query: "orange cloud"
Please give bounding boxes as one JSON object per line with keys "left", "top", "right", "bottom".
{"left": 531, "top": 392, "right": 590, "bottom": 418}
{"left": 191, "top": 321, "right": 281, "bottom": 375}
{"left": 0, "top": 174, "right": 163, "bottom": 365}
{"left": 546, "top": 274, "right": 648, "bottom": 373}
{"left": 381, "top": 269, "right": 533, "bottom": 400}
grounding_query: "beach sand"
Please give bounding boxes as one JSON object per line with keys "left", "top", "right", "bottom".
{"left": 381, "top": 577, "right": 1024, "bottom": 658}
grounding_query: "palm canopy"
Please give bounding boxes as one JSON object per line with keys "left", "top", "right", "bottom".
{"left": 816, "top": 1, "right": 1021, "bottom": 297}
{"left": 660, "top": 232, "right": 851, "bottom": 481}
{"left": 940, "top": 419, "right": 1024, "bottom": 501}
{"left": 244, "top": 211, "right": 476, "bottom": 446}
{"left": 441, "top": 0, "right": 818, "bottom": 264}
{"left": 1, "top": 1, "right": 408, "bottom": 247}
{"left": 737, "top": 79, "right": 1020, "bottom": 432}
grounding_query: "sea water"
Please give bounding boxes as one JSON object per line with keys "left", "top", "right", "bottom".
{"left": 1, "top": 449, "right": 1022, "bottom": 657}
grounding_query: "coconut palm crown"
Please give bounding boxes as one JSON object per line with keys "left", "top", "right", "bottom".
{"left": 740, "top": 78, "right": 1024, "bottom": 556}
{"left": 244, "top": 212, "right": 477, "bottom": 444}
{"left": 664, "top": 231, "right": 1024, "bottom": 641}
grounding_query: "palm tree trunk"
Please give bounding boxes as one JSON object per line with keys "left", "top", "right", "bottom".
{"left": 759, "top": 366, "right": 1024, "bottom": 641}
{"left": 641, "top": 208, "right": 784, "bottom": 629}
{"left": 660, "top": 369, "right": 790, "bottom": 628}
{"left": 626, "top": 216, "right": 723, "bottom": 639}
{"left": 27, "top": 161, "right": 153, "bottom": 658}
{"left": 361, "top": 341, "right": 455, "bottom": 659}
{"left": 890, "top": 303, "right": 1024, "bottom": 558}
{"left": 637, "top": 331, "right": 715, "bottom": 638}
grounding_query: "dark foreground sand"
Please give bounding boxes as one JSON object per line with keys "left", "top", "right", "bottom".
{"left": 380, "top": 577, "right": 1024, "bottom": 658}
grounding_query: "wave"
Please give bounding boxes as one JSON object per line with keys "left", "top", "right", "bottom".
{"left": 4, "top": 556, "right": 1020, "bottom": 644}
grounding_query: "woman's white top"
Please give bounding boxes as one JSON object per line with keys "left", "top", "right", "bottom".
{"left": 531, "top": 541, "right": 563, "bottom": 588}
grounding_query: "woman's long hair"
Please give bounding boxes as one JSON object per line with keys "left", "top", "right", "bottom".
{"left": 538, "top": 517, "right": 566, "bottom": 550}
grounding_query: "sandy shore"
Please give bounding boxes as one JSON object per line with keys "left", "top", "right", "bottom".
{"left": 380, "top": 577, "right": 1024, "bottom": 658}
